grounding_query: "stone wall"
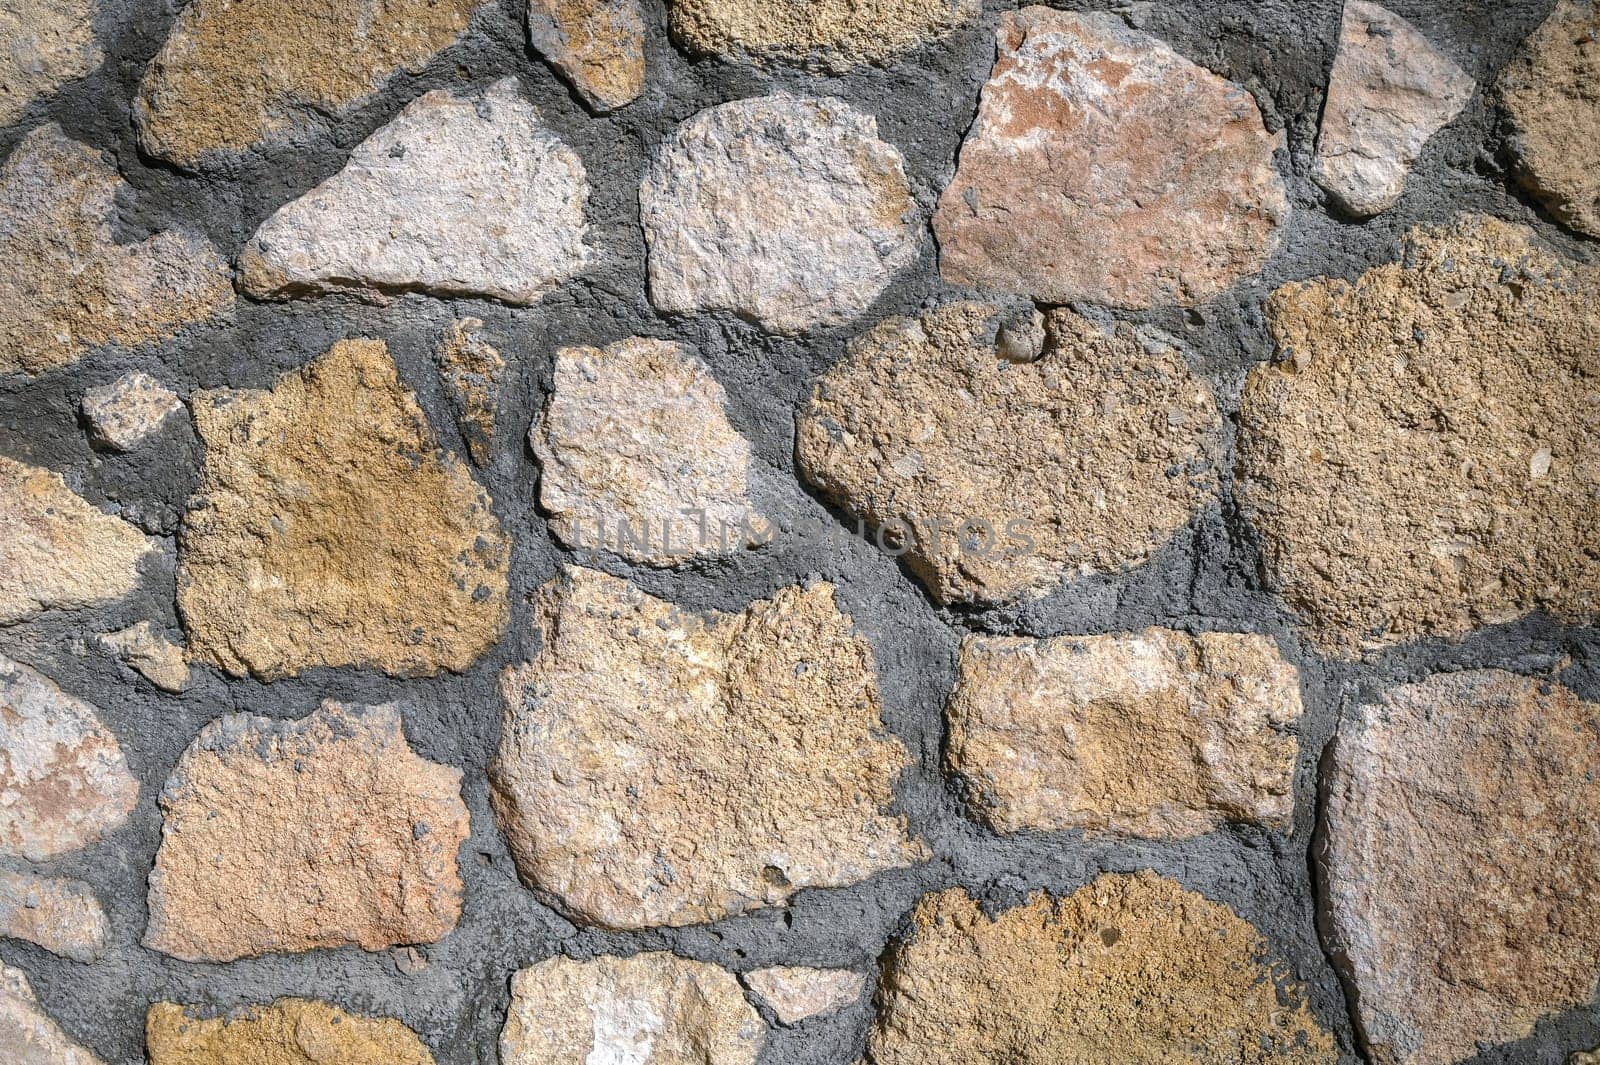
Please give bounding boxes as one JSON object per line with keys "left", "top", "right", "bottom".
{"left": 1, "top": 0, "right": 1597, "bottom": 1063}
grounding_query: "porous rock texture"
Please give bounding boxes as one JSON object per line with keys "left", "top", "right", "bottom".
{"left": 0, "top": 868, "right": 108, "bottom": 963}
{"left": 744, "top": 966, "right": 865, "bottom": 1026}
{"left": 0, "top": 455, "right": 152, "bottom": 625}
{"left": 1499, "top": 0, "right": 1600, "bottom": 239}
{"left": 133, "top": 0, "right": 482, "bottom": 166}
{"left": 146, "top": 999, "right": 436, "bottom": 1065}
{"left": 0, "top": 655, "right": 138, "bottom": 862}
{"left": 1237, "top": 215, "right": 1600, "bottom": 656}
{"left": 0, "top": 125, "right": 233, "bottom": 375}
{"left": 0, "top": 961, "right": 107, "bottom": 1065}
{"left": 667, "top": 0, "right": 979, "bottom": 68}
{"left": 946, "top": 629, "right": 1304, "bottom": 839}
{"left": 933, "top": 7, "right": 1288, "bottom": 309}
{"left": 491, "top": 566, "right": 925, "bottom": 930}
{"left": 640, "top": 93, "right": 918, "bottom": 334}
{"left": 0, "top": 0, "right": 102, "bottom": 127}
{"left": 239, "top": 78, "right": 589, "bottom": 306}
{"left": 1324, "top": 670, "right": 1600, "bottom": 1065}
{"left": 502, "top": 954, "right": 763, "bottom": 1064}
{"left": 98, "top": 622, "right": 192, "bottom": 693}
{"left": 80, "top": 372, "right": 185, "bottom": 452}
{"left": 531, "top": 336, "right": 761, "bottom": 564}
{"left": 864, "top": 873, "right": 1335, "bottom": 1065}
{"left": 528, "top": 0, "right": 645, "bottom": 112}
{"left": 434, "top": 317, "right": 506, "bottom": 468}
{"left": 796, "top": 302, "right": 1221, "bottom": 606}
{"left": 1313, "top": 1, "right": 1474, "bottom": 217}
{"left": 143, "top": 701, "right": 469, "bottom": 963}
{"left": 177, "top": 339, "right": 509, "bottom": 680}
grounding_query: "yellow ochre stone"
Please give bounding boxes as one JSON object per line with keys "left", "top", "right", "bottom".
{"left": 146, "top": 1000, "right": 435, "bottom": 1065}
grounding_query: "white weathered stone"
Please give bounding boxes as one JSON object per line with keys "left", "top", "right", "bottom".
{"left": 1313, "top": 1, "right": 1474, "bottom": 217}
{"left": 0, "top": 0, "right": 102, "bottom": 128}
{"left": 0, "top": 869, "right": 109, "bottom": 963}
{"left": 491, "top": 567, "right": 926, "bottom": 930}
{"left": 0, "top": 655, "right": 138, "bottom": 863}
{"left": 0, "top": 962, "right": 107, "bottom": 1065}
{"left": 98, "top": 623, "right": 192, "bottom": 693}
{"left": 501, "top": 953, "right": 764, "bottom": 1065}
{"left": 0, "top": 456, "right": 153, "bottom": 625}
{"left": 528, "top": 0, "right": 645, "bottom": 112}
{"left": 641, "top": 93, "right": 918, "bottom": 334}
{"left": 81, "top": 372, "right": 185, "bottom": 451}
{"left": 744, "top": 966, "right": 865, "bottom": 1026}
{"left": 239, "top": 78, "right": 589, "bottom": 306}
{"left": 532, "top": 337, "right": 763, "bottom": 563}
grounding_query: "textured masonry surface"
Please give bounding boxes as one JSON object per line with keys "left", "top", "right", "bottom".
{"left": 1, "top": 0, "right": 1598, "bottom": 1063}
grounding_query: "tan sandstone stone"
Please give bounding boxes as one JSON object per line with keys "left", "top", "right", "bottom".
{"left": 1500, "top": 0, "right": 1600, "bottom": 239}
{"left": 946, "top": 629, "right": 1303, "bottom": 839}
{"left": 0, "top": 0, "right": 102, "bottom": 127}
{"left": 435, "top": 318, "right": 505, "bottom": 468}
{"left": 529, "top": 0, "right": 645, "bottom": 112}
{"left": 0, "top": 962, "right": 107, "bottom": 1065}
{"left": 1325, "top": 670, "right": 1600, "bottom": 1065}
{"left": 864, "top": 873, "right": 1335, "bottom": 1065}
{"left": 1572, "top": 1051, "right": 1600, "bottom": 1065}
{"left": 177, "top": 339, "right": 509, "bottom": 680}
{"left": 1236, "top": 215, "right": 1600, "bottom": 656}
{"left": 81, "top": 372, "right": 185, "bottom": 451}
{"left": 491, "top": 566, "right": 925, "bottom": 930}
{"left": 134, "top": 0, "right": 483, "bottom": 167}
{"left": 0, "top": 126, "right": 233, "bottom": 375}
{"left": 0, "top": 456, "right": 152, "bottom": 625}
{"left": 744, "top": 966, "right": 865, "bottom": 1026}
{"left": 144, "top": 701, "right": 470, "bottom": 962}
{"left": 667, "top": 0, "right": 978, "bottom": 68}
{"left": 502, "top": 953, "right": 764, "bottom": 1065}
{"left": 147, "top": 999, "right": 435, "bottom": 1065}
{"left": 795, "top": 302, "right": 1221, "bottom": 606}
{"left": 531, "top": 337, "right": 762, "bottom": 564}
{"left": 99, "top": 622, "right": 192, "bottom": 693}
{"left": 0, "top": 869, "right": 108, "bottom": 963}
{"left": 934, "top": 7, "right": 1288, "bottom": 309}
{"left": 640, "top": 93, "right": 918, "bottom": 334}
{"left": 1314, "top": 1, "right": 1474, "bottom": 217}
{"left": 0, "top": 655, "right": 138, "bottom": 862}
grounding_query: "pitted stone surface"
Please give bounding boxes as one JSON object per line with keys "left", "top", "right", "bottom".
{"left": 81, "top": 372, "right": 185, "bottom": 451}
{"left": 1325, "top": 670, "right": 1600, "bottom": 1065}
{"left": 667, "top": 0, "right": 978, "bottom": 68}
{"left": 491, "top": 566, "right": 926, "bottom": 930}
{"left": 529, "top": 0, "right": 645, "bottom": 112}
{"left": 177, "top": 339, "right": 509, "bottom": 680}
{"left": 239, "top": 78, "right": 589, "bottom": 306}
{"left": 946, "top": 629, "right": 1304, "bottom": 839}
{"left": 144, "top": 701, "right": 470, "bottom": 963}
{"left": 744, "top": 966, "right": 865, "bottom": 1026}
{"left": 1314, "top": 1, "right": 1473, "bottom": 217}
{"left": 501, "top": 953, "right": 764, "bottom": 1065}
{"left": 434, "top": 318, "right": 506, "bottom": 468}
{"left": 0, "top": 869, "right": 109, "bottom": 963}
{"left": 98, "top": 622, "right": 192, "bottom": 693}
{"left": 531, "top": 337, "right": 762, "bottom": 564}
{"left": 933, "top": 7, "right": 1288, "bottom": 309}
{"left": 147, "top": 999, "right": 436, "bottom": 1065}
{"left": 1236, "top": 216, "right": 1600, "bottom": 656}
{"left": 864, "top": 873, "right": 1335, "bottom": 1065}
{"left": 0, "top": 126, "right": 233, "bottom": 375}
{"left": 640, "top": 93, "right": 918, "bottom": 334}
{"left": 0, "top": 962, "right": 107, "bottom": 1065}
{"left": 0, "top": 655, "right": 138, "bottom": 862}
{"left": 796, "top": 302, "right": 1221, "bottom": 606}
{"left": 0, "top": 0, "right": 102, "bottom": 127}
{"left": 0, "top": 456, "right": 153, "bottom": 625}
{"left": 134, "top": 0, "right": 483, "bottom": 166}
{"left": 1500, "top": 0, "right": 1600, "bottom": 239}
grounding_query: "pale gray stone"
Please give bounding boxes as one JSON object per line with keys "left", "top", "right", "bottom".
{"left": 0, "top": 0, "right": 102, "bottom": 128}
{"left": 239, "top": 77, "right": 589, "bottom": 306}
{"left": 0, "top": 869, "right": 109, "bottom": 963}
{"left": 640, "top": 93, "right": 918, "bottom": 334}
{"left": 0, "top": 962, "right": 107, "bottom": 1065}
{"left": 81, "top": 372, "right": 184, "bottom": 451}
{"left": 744, "top": 966, "right": 865, "bottom": 1026}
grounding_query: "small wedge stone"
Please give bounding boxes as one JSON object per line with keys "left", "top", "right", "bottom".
{"left": 744, "top": 966, "right": 865, "bottom": 1026}
{"left": 528, "top": 0, "right": 645, "bottom": 111}
{"left": 0, "top": 869, "right": 108, "bottom": 963}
